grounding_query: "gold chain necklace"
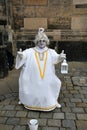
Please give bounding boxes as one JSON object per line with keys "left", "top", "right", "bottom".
{"left": 34, "top": 50, "right": 48, "bottom": 79}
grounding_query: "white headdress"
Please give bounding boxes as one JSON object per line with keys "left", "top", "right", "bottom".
{"left": 38, "top": 28, "right": 45, "bottom": 34}
{"left": 34, "top": 28, "right": 49, "bottom": 45}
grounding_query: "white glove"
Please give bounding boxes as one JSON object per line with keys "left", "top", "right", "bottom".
{"left": 17, "top": 51, "right": 23, "bottom": 59}
{"left": 59, "top": 50, "right": 66, "bottom": 61}
{"left": 60, "top": 50, "right": 66, "bottom": 59}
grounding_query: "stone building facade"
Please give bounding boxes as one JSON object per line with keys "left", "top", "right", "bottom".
{"left": 0, "top": 0, "right": 87, "bottom": 61}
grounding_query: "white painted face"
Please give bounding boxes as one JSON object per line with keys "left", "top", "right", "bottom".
{"left": 37, "top": 39, "right": 46, "bottom": 49}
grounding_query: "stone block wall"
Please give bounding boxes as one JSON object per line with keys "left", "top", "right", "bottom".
{"left": 73, "top": 0, "right": 87, "bottom": 5}
{"left": 0, "top": 1, "right": 5, "bottom": 17}
{"left": 0, "top": 0, "right": 87, "bottom": 40}
{"left": 0, "top": 0, "right": 87, "bottom": 31}
{"left": 0, "top": 0, "right": 87, "bottom": 61}
{"left": 0, "top": 0, "right": 73, "bottom": 30}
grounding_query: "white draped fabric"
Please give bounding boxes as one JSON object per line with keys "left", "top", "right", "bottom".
{"left": 15, "top": 47, "right": 61, "bottom": 111}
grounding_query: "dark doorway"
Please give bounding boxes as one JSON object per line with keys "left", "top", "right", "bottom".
{"left": 58, "top": 41, "right": 87, "bottom": 61}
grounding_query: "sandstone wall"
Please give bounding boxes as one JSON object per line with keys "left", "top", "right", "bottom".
{"left": 0, "top": 0, "right": 73, "bottom": 30}
{"left": 0, "top": 0, "right": 87, "bottom": 31}
{"left": 0, "top": 0, "right": 87, "bottom": 41}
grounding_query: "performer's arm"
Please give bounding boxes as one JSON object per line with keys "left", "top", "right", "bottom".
{"left": 15, "top": 51, "right": 26, "bottom": 69}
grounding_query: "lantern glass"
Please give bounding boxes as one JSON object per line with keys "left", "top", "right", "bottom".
{"left": 61, "top": 59, "right": 68, "bottom": 74}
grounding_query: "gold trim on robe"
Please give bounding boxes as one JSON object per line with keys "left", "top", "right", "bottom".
{"left": 34, "top": 50, "right": 48, "bottom": 79}
{"left": 24, "top": 104, "right": 57, "bottom": 111}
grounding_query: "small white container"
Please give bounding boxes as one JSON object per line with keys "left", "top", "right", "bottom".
{"left": 28, "top": 119, "right": 38, "bottom": 130}
{"left": 61, "top": 59, "right": 68, "bottom": 74}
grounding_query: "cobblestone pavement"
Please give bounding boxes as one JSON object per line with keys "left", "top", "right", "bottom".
{"left": 0, "top": 64, "right": 87, "bottom": 130}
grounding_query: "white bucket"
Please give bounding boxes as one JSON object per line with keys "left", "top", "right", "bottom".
{"left": 28, "top": 119, "right": 38, "bottom": 130}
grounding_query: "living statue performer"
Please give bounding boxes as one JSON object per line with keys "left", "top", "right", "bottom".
{"left": 15, "top": 28, "right": 66, "bottom": 111}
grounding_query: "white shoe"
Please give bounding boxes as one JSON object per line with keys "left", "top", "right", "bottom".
{"left": 56, "top": 102, "right": 61, "bottom": 108}
{"left": 18, "top": 101, "right": 22, "bottom": 105}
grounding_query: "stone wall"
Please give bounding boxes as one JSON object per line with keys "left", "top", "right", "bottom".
{"left": 0, "top": 0, "right": 87, "bottom": 42}
{"left": 73, "top": 0, "right": 87, "bottom": 5}
{"left": 0, "top": 0, "right": 87, "bottom": 62}
{"left": 0, "top": 0, "right": 87, "bottom": 31}
{"left": 0, "top": 0, "right": 73, "bottom": 30}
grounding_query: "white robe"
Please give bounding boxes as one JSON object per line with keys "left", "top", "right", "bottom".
{"left": 15, "top": 47, "right": 61, "bottom": 111}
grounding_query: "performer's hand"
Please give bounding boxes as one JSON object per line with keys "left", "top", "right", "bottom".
{"left": 17, "top": 51, "right": 23, "bottom": 59}
{"left": 59, "top": 50, "right": 66, "bottom": 62}
{"left": 60, "top": 50, "right": 66, "bottom": 59}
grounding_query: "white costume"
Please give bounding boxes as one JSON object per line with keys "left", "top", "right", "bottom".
{"left": 15, "top": 28, "right": 66, "bottom": 111}
{"left": 15, "top": 46, "right": 63, "bottom": 111}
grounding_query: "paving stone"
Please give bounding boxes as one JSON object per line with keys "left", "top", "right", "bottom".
{"left": 70, "top": 90, "right": 79, "bottom": 94}
{"left": 77, "top": 114, "right": 87, "bottom": 120}
{"left": 5, "top": 93, "right": 14, "bottom": 98}
{"left": 0, "top": 105, "right": 4, "bottom": 110}
{"left": 70, "top": 98, "right": 82, "bottom": 103}
{"left": 62, "top": 107, "right": 71, "bottom": 112}
{"left": 63, "top": 98, "right": 69, "bottom": 103}
{"left": 0, "top": 124, "right": 13, "bottom": 130}
{"left": 60, "top": 128, "right": 65, "bottom": 130}
{"left": 48, "top": 119, "right": 61, "bottom": 127}
{"left": 80, "top": 90, "right": 87, "bottom": 94}
{"left": 13, "top": 125, "right": 26, "bottom": 130}
{"left": 64, "top": 76, "right": 71, "bottom": 81}
{"left": 10, "top": 100, "right": 18, "bottom": 105}
{"left": 38, "top": 126, "right": 42, "bottom": 130}
{"left": 40, "top": 112, "right": 53, "bottom": 118}
{"left": 84, "top": 108, "right": 87, "bottom": 113}
{"left": 62, "top": 120, "right": 76, "bottom": 128}
{"left": 3, "top": 105, "right": 15, "bottom": 110}
{"left": 72, "top": 77, "right": 87, "bottom": 86}
{"left": 0, "top": 95, "right": 5, "bottom": 101}
{"left": 61, "top": 84, "right": 66, "bottom": 89}
{"left": 76, "top": 102, "right": 87, "bottom": 107}
{"left": 65, "top": 113, "right": 76, "bottom": 120}
{"left": 20, "top": 118, "right": 28, "bottom": 125}
{"left": 85, "top": 95, "right": 87, "bottom": 99}
{"left": 66, "top": 86, "right": 74, "bottom": 90}
{"left": 12, "top": 93, "right": 18, "bottom": 97}
{"left": 28, "top": 111, "right": 40, "bottom": 118}
{"left": 82, "top": 87, "right": 87, "bottom": 90}
{"left": 62, "top": 90, "right": 70, "bottom": 94}
{"left": 60, "top": 100, "right": 65, "bottom": 106}
{"left": 76, "top": 121, "right": 87, "bottom": 130}
{"left": 42, "top": 127, "right": 59, "bottom": 130}
{"left": 15, "top": 111, "right": 27, "bottom": 117}
{"left": 53, "top": 113, "right": 64, "bottom": 119}
{"left": 15, "top": 105, "right": 24, "bottom": 110}
{"left": 0, "top": 65, "right": 87, "bottom": 130}
{"left": 66, "top": 103, "right": 76, "bottom": 107}
{"left": 38, "top": 119, "right": 47, "bottom": 126}
{"left": 0, "top": 111, "right": 6, "bottom": 117}
{"left": 1, "top": 99, "right": 11, "bottom": 105}
{"left": 63, "top": 93, "right": 73, "bottom": 98}
{"left": 5, "top": 111, "right": 16, "bottom": 117}
{"left": 71, "top": 107, "right": 84, "bottom": 113}
{"left": 73, "top": 94, "right": 84, "bottom": 99}
{"left": 0, "top": 117, "right": 7, "bottom": 123}
{"left": 6, "top": 118, "right": 20, "bottom": 125}
{"left": 52, "top": 108, "right": 61, "bottom": 112}
{"left": 66, "top": 83, "right": 73, "bottom": 87}
{"left": 74, "top": 86, "right": 81, "bottom": 90}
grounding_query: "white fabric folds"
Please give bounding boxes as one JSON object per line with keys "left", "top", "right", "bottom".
{"left": 15, "top": 47, "right": 61, "bottom": 111}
